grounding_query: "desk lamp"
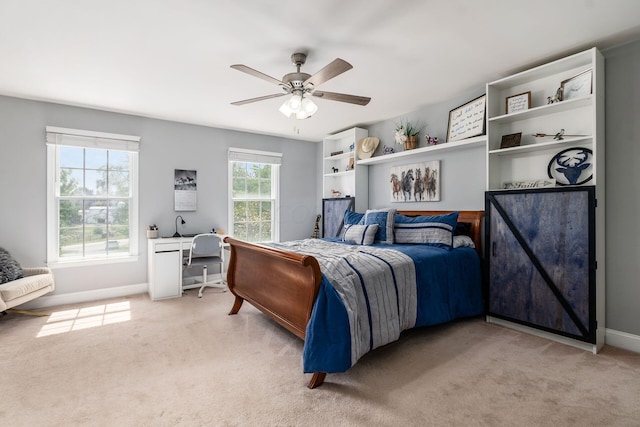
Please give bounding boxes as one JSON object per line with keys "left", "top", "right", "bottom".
{"left": 173, "top": 215, "right": 186, "bottom": 237}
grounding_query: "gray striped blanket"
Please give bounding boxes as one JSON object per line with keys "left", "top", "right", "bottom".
{"left": 271, "top": 239, "right": 417, "bottom": 366}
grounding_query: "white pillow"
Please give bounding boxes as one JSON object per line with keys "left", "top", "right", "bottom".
{"left": 453, "top": 235, "right": 475, "bottom": 249}
{"left": 343, "top": 224, "right": 379, "bottom": 245}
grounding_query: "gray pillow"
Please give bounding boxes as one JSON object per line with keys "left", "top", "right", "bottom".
{"left": 0, "top": 247, "right": 24, "bottom": 284}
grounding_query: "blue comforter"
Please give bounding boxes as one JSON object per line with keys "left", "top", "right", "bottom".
{"left": 301, "top": 241, "right": 483, "bottom": 374}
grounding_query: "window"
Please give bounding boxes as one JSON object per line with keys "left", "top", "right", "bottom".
{"left": 46, "top": 127, "right": 139, "bottom": 264}
{"left": 228, "top": 148, "right": 281, "bottom": 243}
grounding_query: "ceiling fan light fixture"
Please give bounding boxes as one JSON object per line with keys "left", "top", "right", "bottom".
{"left": 280, "top": 94, "right": 317, "bottom": 119}
{"left": 279, "top": 100, "right": 293, "bottom": 117}
{"left": 288, "top": 94, "right": 302, "bottom": 110}
{"left": 301, "top": 97, "right": 318, "bottom": 115}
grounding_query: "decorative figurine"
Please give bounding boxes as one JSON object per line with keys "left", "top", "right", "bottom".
{"left": 425, "top": 134, "right": 439, "bottom": 145}
{"left": 547, "top": 87, "right": 563, "bottom": 104}
{"left": 311, "top": 214, "right": 321, "bottom": 238}
{"left": 383, "top": 145, "right": 395, "bottom": 154}
{"left": 533, "top": 129, "right": 587, "bottom": 141}
{"left": 331, "top": 167, "right": 339, "bottom": 173}
{"left": 331, "top": 189, "right": 341, "bottom": 197}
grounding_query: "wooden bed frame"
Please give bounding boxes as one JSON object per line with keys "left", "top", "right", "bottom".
{"left": 224, "top": 210, "right": 484, "bottom": 389}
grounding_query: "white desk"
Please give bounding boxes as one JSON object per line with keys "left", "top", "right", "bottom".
{"left": 147, "top": 235, "right": 229, "bottom": 301}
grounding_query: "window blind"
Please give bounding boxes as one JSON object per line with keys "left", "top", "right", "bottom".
{"left": 228, "top": 147, "right": 282, "bottom": 165}
{"left": 45, "top": 126, "right": 140, "bottom": 152}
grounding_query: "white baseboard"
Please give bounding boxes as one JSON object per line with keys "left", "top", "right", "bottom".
{"left": 605, "top": 328, "right": 640, "bottom": 354}
{"left": 487, "top": 316, "right": 598, "bottom": 353}
{"left": 19, "top": 283, "right": 148, "bottom": 310}
{"left": 487, "top": 316, "right": 640, "bottom": 355}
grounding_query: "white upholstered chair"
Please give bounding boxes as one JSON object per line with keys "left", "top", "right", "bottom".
{"left": 1, "top": 267, "right": 55, "bottom": 314}
{"left": 183, "top": 234, "right": 226, "bottom": 298}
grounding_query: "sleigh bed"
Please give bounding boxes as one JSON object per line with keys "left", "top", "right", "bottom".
{"left": 224, "top": 210, "right": 484, "bottom": 388}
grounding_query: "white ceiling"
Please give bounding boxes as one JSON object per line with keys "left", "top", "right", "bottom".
{"left": 1, "top": 0, "right": 640, "bottom": 142}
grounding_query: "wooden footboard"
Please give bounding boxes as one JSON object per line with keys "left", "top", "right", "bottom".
{"left": 224, "top": 210, "right": 483, "bottom": 389}
{"left": 224, "top": 237, "right": 322, "bottom": 340}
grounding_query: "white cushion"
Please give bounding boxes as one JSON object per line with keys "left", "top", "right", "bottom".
{"left": 342, "top": 224, "right": 379, "bottom": 245}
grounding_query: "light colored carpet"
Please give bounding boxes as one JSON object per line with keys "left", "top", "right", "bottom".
{"left": 1, "top": 290, "right": 639, "bottom": 427}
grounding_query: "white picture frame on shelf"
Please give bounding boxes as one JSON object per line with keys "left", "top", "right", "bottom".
{"left": 447, "top": 95, "right": 486, "bottom": 142}
{"left": 561, "top": 69, "right": 592, "bottom": 100}
{"left": 505, "top": 91, "right": 531, "bottom": 114}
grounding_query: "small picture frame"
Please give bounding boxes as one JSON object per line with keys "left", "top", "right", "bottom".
{"left": 347, "top": 157, "right": 354, "bottom": 170}
{"left": 505, "top": 91, "right": 531, "bottom": 114}
{"left": 500, "top": 132, "right": 522, "bottom": 149}
{"left": 561, "top": 69, "right": 592, "bottom": 100}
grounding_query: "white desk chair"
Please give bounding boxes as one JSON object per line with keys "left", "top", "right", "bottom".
{"left": 183, "top": 234, "right": 226, "bottom": 298}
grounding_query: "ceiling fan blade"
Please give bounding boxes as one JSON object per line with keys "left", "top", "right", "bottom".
{"left": 231, "top": 93, "right": 286, "bottom": 106}
{"left": 230, "top": 64, "right": 284, "bottom": 86}
{"left": 312, "top": 90, "right": 371, "bottom": 106}
{"left": 303, "top": 58, "right": 353, "bottom": 87}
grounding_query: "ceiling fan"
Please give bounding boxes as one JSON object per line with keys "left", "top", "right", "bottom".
{"left": 230, "top": 52, "right": 371, "bottom": 119}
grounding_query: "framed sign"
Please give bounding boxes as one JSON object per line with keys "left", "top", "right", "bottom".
{"left": 506, "top": 91, "right": 531, "bottom": 114}
{"left": 447, "top": 95, "right": 486, "bottom": 142}
{"left": 503, "top": 179, "right": 556, "bottom": 189}
{"left": 500, "top": 132, "right": 522, "bottom": 149}
{"left": 561, "top": 69, "right": 592, "bottom": 100}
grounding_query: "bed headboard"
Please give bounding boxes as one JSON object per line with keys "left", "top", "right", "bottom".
{"left": 397, "top": 210, "right": 484, "bottom": 257}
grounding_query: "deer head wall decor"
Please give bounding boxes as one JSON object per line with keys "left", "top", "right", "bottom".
{"left": 548, "top": 147, "right": 593, "bottom": 185}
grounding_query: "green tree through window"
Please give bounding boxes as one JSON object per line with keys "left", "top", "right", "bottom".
{"left": 231, "top": 161, "right": 278, "bottom": 242}
{"left": 55, "top": 146, "right": 134, "bottom": 259}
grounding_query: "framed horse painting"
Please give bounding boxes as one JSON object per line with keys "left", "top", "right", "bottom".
{"left": 389, "top": 161, "right": 440, "bottom": 202}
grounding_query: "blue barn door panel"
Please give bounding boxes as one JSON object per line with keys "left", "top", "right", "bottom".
{"left": 486, "top": 187, "right": 596, "bottom": 343}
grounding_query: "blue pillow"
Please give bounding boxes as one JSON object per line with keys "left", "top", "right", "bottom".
{"left": 344, "top": 210, "right": 365, "bottom": 226}
{"left": 342, "top": 224, "right": 379, "bottom": 245}
{"left": 393, "top": 212, "right": 459, "bottom": 249}
{"left": 364, "top": 208, "right": 396, "bottom": 244}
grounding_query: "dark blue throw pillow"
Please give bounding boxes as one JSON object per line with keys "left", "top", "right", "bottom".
{"left": 344, "top": 210, "right": 365, "bottom": 226}
{"left": 364, "top": 208, "right": 396, "bottom": 244}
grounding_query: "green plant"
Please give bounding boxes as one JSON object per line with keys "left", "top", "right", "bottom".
{"left": 394, "top": 119, "right": 425, "bottom": 144}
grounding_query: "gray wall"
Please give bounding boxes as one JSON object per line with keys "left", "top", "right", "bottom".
{"left": 0, "top": 96, "right": 318, "bottom": 295}
{"left": 364, "top": 87, "right": 487, "bottom": 211}
{"left": 603, "top": 39, "right": 640, "bottom": 336}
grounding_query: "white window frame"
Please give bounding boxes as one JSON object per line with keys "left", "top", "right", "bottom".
{"left": 46, "top": 126, "right": 140, "bottom": 267}
{"left": 228, "top": 147, "right": 281, "bottom": 243}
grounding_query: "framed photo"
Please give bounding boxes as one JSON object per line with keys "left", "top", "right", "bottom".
{"left": 174, "top": 169, "right": 197, "bottom": 211}
{"left": 447, "top": 95, "right": 486, "bottom": 142}
{"left": 390, "top": 161, "right": 440, "bottom": 202}
{"left": 500, "top": 132, "right": 522, "bottom": 149}
{"left": 506, "top": 91, "right": 531, "bottom": 114}
{"left": 561, "top": 69, "right": 592, "bottom": 100}
{"left": 347, "top": 157, "right": 354, "bottom": 170}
